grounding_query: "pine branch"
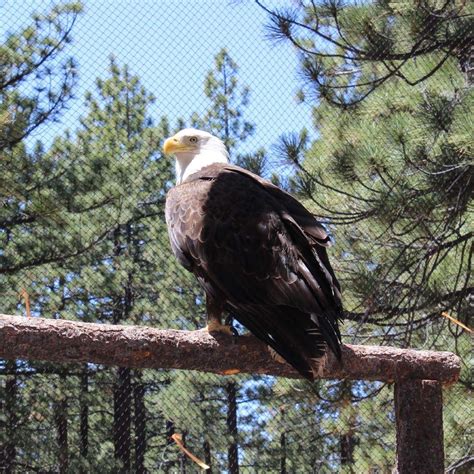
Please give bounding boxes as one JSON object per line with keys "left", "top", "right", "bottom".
{"left": 0, "top": 314, "right": 460, "bottom": 384}
{"left": 256, "top": 0, "right": 472, "bottom": 106}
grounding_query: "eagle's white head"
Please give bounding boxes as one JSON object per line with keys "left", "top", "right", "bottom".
{"left": 163, "top": 128, "right": 230, "bottom": 184}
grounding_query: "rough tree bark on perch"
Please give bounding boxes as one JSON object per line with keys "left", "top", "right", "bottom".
{"left": 0, "top": 314, "right": 460, "bottom": 383}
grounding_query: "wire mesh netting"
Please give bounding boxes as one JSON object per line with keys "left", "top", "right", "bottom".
{"left": 0, "top": 1, "right": 472, "bottom": 472}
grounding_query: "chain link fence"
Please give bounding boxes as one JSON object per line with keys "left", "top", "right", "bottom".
{"left": 1, "top": 1, "right": 472, "bottom": 472}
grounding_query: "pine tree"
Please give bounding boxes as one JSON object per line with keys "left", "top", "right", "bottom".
{"left": 268, "top": 0, "right": 472, "bottom": 346}
{"left": 263, "top": 0, "right": 472, "bottom": 467}
{"left": 51, "top": 57, "right": 176, "bottom": 471}
{"left": 260, "top": 0, "right": 473, "bottom": 106}
{"left": 0, "top": 2, "right": 84, "bottom": 282}
{"left": 191, "top": 48, "right": 254, "bottom": 153}
{"left": 1, "top": 48, "right": 183, "bottom": 470}
{"left": 0, "top": 2, "right": 82, "bottom": 150}
{"left": 0, "top": 3, "right": 83, "bottom": 471}
{"left": 0, "top": 5, "right": 205, "bottom": 470}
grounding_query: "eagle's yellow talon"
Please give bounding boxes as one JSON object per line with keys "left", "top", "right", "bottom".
{"left": 206, "top": 320, "right": 234, "bottom": 336}
{"left": 267, "top": 346, "right": 287, "bottom": 364}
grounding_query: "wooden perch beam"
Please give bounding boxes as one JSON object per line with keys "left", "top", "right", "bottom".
{"left": 0, "top": 314, "right": 460, "bottom": 383}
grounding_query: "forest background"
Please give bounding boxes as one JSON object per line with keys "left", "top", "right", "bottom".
{"left": 1, "top": 1, "right": 472, "bottom": 472}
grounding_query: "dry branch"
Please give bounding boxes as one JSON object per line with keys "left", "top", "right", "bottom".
{"left": 0, "top": 314, "right": 460, "bottom": 383}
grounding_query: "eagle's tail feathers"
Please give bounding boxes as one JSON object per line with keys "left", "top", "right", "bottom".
{"left": 236, "top": 306, "right": 334, "bottom": 381}
{"left": 312, "top": 312, "right": 342, "bottom": 361}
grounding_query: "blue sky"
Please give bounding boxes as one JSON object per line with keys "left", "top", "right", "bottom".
{"left": 2, "top": 0, "right": 314, "bottom": 157}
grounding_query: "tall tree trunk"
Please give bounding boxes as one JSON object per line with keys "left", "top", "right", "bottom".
{"left": 3, "top": 360, "right": 17, "bottom": 473}
{"left": 179, "top": 431, "right": 188, "bottom": 474}
{"left": 280, "top": 431, "right": 287, "bottom": 474}
{"left": 114, "top": 366, "right": 132, "bottom": 472}
{"left": 339, "top": 381, "right": 356, "bottom": 472}
{"left": 163, "top": 419, "right": 175, "bottom": 473}
{"left": 134, "top": 371, "right": 146, "bottom": 474}
{"left": 166, "top": 419, "right": 175, "bottom": 445}
{"left": 225, "top": 381, "right": 239, "bottom": 474}
{"left": 111, "top": 225, "right": 134, "bottom": 472}
{"left": 340, "top": 433, "right": 356, "bottom": 468}
{"left": 54, "top": 375, "right": 69, "bottom": 474}
{"left": 279, "top": 405, "right": 287, "bottom": 474}
{"left": 198, "top": 388, "right": 213, "bottom": 473}
{"left": 203, "top": 440, "right": 212, "bottom": 474}
{"left": 79, "top": 365, "right": 89, "bottom": 462}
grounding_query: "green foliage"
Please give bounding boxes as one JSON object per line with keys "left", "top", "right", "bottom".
{"left": 1, "top": 2, "right": 472, "bottom": 472}
{"left": 0, "top": 1, "right": 84, "bottom": 299}
{"left": 50, "top": 57, "right": 175, "bottom": 327}
{"left": 191, "top": 48, "right": 270, "bottom": 178}
{"left": 299, "top": 50, "right": 472, "bottom": 341}
{"left": 268, "top": 1, "right": 473, "bottom": 469}
{"left": 270, "top": 0, "right": 473, "bottom": 344}
{"left": 0, "top": 2, "right": 82, "bottom": 149}
{"left": 264, "top": 0, "right": 473, "bottom": 106}
{"left": 191, "top": 48, "right": 255, "bottom": 153}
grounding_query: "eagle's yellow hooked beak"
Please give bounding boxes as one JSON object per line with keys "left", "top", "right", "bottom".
{"left": 163, "top": 135, "right": 192, "bottom": 154}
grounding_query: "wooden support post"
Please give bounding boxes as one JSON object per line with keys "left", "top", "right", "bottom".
{"left": 394, "top": 379, "right": 444, "bottom": 474}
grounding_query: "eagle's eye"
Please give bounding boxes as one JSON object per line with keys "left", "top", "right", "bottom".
{"left": 189, "top": 136, "right": 198, "bottom": 144}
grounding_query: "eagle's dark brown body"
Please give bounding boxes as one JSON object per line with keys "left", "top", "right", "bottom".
{"left": 165, "top": 163, "right": 342, "bottom": 379}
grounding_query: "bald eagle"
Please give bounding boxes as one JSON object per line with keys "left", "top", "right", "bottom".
{"left": 164, "top": 129, "right": 342, "bottom": 380}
